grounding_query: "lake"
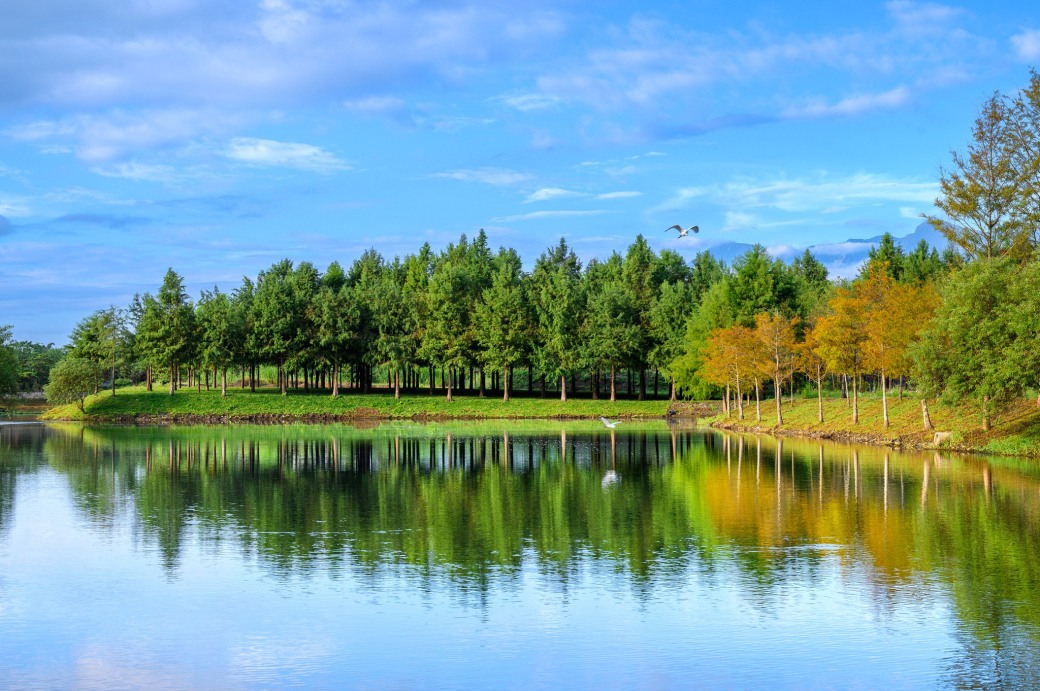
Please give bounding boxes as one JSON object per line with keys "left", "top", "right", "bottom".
{"left": 1, "top": 420, "right": 1038, "bottom": 689}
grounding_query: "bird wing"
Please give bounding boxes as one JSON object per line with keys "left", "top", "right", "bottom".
{"left": 664, "top": 225, "right": 682, "bottom": 233}
{"left": 691, "top": 225, "right": 700, "bottom": 233}
{"left": 600, "top": 417, "right": 609, "bottom": 424}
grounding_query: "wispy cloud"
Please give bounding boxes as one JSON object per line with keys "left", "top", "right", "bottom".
{"left": 224, "top": 138, "right": 349, "bottom": 173}
{"left": 90, "top": 162, "right": 181, "bottom": 183}
{"left": 433, "top": 167, "right": 534, "bottom": 186}
{"left": 5, "top": 109, "right": 243, "bottom": 161}
{"left": 656, "top": 173, "right": 939, "bottom": 215}
{"left": 525, "top": 187, "right": 582, "bottom": 203}
{"left": 525, "top": 188, "right": 642, "bottom": 203}
{"left": 54, "top": 213, "right": 152, "bottom": 229}
{"left": 782, "top": 87, "right": 911, "bottom": 119}
{"left": 885, "top": 1, "right": 965, "bottom": 37}
{"left": 1011, "top": 29, "right": 1040, "bottom": 61}
{"left": 492, "top": 209, "right": 607, "bottom": 222}
{"left": 595, "top": 190, "right": 642, "bottom": 200}
{"left": 496, "top": 93, "right": 561, "bottom": 111}
{"left": 342, "top": 95, "right": 409, "bottom": 115}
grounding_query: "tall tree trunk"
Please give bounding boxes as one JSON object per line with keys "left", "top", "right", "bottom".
{"left": 280, "top": 359, "right": 286, "bottom": 395}
{"left": 774, "top": 369, "right": 783, "bottom": 427}
{"left": 560, "top": 373, "right": 567, "bottom": 402}
{"left": 921, "top": 398, "right": 933, "bottom": 431}
{"left": 221, "top": 367, "right": 227, "bottom": 398}
{"left": 394, "top": 369, "right": 400, "bottom": 400}
{"left": 502, "top": 366, "right": 510, "bottom": 402}
{"left": 724, "top": 383, "right": 731, "bottom": 417}
{"left": 169, "top": 362, "right": 175, "bottom": 396}
{"left": 446, "top": 367, "right": 453, "bottom": 402}
{"left": 754, "top": 377, "right": 761, "bottom": 422}
{"left": 735, "top": 376, "right": 744, "bottom": 420}
{"left": 881, "top": 369, "right": 889, "bottom": 428}
{"left": 670, "top": 377, "right": 676, "bottom": 403}
{"left": 638, "top": 368, "right": 646, "bottom": 401}
{"left": 610, "top": 364, "right": 616, "bottom": 402}
{"left": 817, "top": 375, "right": 824, "bottom": 423}
{"left": 591, "top": 369, "right": 599, "bottom": 400}
{"left": 479, "top": 367, "right": 486, "bottom": 398}
{"left": 653, "top": 369, "right": 659, "bottom": 398}
{"left": 146, "top": 365, "right": 152, "bottom": 392}
{"left": 851, "top": 373, "right": 859, "bottom": 424}
{"left": 332, "top": 361, "right": 340, "bottom": 397}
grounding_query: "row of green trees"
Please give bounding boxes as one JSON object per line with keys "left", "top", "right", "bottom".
{"left": 54, "top": 232, "right": 879, "bottom": 405}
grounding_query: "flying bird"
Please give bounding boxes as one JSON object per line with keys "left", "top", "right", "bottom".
{"left": 665, "top": 224, "right": 699, "bottom": 238}
{"left": 600, "top": 417, "right": 621, "bottom": 429}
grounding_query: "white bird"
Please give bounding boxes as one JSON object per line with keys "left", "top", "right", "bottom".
{"left": 600, "top": 417, "right": 620, "bottom": 429}
{"left": 665, "top": 224, "right": 699, "bottom": 238}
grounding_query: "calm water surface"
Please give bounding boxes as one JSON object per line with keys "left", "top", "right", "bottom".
{"left": 1, "top": 420, "right": 1039, "bottom": 689}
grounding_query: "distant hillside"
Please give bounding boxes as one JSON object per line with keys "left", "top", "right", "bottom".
{"left": 706, "top": 222, "right": 948, "bottom": 277}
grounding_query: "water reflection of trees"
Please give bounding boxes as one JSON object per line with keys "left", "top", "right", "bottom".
{"left": 0, "top": 424, "right": 49, "bottom": 538}
{"left": 20, "top": 423, "right": 1040, "bottom": 680}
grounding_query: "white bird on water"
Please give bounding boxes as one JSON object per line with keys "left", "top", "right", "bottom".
{"left": 600, "top": 417, "right": 620, "bottom": 429}
{"left": 665, "top": 224, "right": 699, "bottom": 238}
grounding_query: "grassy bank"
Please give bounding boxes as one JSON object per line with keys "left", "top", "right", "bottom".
{"left": 41, "top": 385, "right": 695, "bottom": 422}
{"left": 704, "top": 393, "right": 1040, "bottom": 457}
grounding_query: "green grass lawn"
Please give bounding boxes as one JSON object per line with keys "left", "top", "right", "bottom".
{"left": 704, "top": 393, "right": 1040, "bottom": 456}
{"left": 42, "top": 384, "right": 680, "bottom": 422}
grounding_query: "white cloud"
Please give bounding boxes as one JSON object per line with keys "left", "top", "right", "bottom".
{"left": 433, "top": 167, "right": 534, "bottom": 186}
{"left": 89, "top": 161, "right": 181, "bottom": 182}
{"left": 496, "top": 93, "right": 561, "bottom": 111}
{"left": 533, "top": 6, "right": 978, "bottom": 118}
{"left": 724, "top": 211, "right": 759, "bottom": 231}
{"left": 0, "top": 3, "right": 566, "bottom": 113}
{"left": 782, "top": 86, "right": 911, "bottom": 119}
{"left": 342, "top": 96, "right": 409, "bottom": 115}
{"left": 0, "top": 194, "right": 31, "bottom": 217}
{"left": 525, "top": 187, "right": 582, "bottom": 203}
{"left": 1011, "top": 29, "right": 1040, "bottom": 62}
{"left": 492, "top": 210, "right": 607, "bottom": 222}
{"left": 595, "top": 190, "right": 642, "bottom": 200}
{"left": 5, "top": 109, "right": 243, "bottom": 161}
{"left": 224, "top": 137, "right": 349, "bottom": 172}
{"left": 659, "top": 173, "right": 939, "bottom": 215}
{"left": 886, "top": 1, "right": 964, "bottom": 36}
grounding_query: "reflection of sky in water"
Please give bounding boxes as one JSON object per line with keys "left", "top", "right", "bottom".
{"left": 0, "top": 424, "right": 1037, "bottom": 688}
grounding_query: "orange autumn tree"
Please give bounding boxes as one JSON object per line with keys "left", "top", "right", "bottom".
{"left": 797, "top": 325, "right": 827, "bottom": 424}
{"left": 815, "top": 286, "right": 868, "bottom": 424}
{"left": 860, "top": 265, "right": 939, "bottom": 427}
{"left": 754, "top": 312, "right": 799, "bottom": 427}
{"left": 701, "top": 325, "right": 756, "bottom": 420}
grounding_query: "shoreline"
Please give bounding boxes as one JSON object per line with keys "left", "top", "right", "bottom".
{"left": 704, "top": 396, "right": 1040, "bottom": 458}
{"left": 39, "top": 388, "right": 719, "bottom": 425}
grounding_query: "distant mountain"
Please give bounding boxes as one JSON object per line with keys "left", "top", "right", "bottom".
{"left": 706, "top": 222, "right": 947, "bottom": 278}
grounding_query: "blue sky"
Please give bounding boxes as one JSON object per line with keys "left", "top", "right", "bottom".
{"left": 2, "top": 0, "right": 1039, "bottom": 344}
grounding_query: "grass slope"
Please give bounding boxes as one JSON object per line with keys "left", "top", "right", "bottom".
{"left": 705, "top": 393, "right": 1040, "bottom": 456}
{"left": 41, "top": 385, "right": 679, "bottom": 422}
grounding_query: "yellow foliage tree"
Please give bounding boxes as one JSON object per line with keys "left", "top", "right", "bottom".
{"left": 815, "top": 287, "right": 867, "bottom": 424}
{"left": 754, "top": 312, "right": 799, "bottom": 427}
{"left": 796, "top": 325, "right": 827, "bottom": 424}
